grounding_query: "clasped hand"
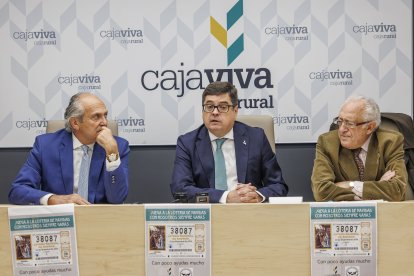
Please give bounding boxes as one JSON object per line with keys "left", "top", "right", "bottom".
{"left": 227, "top": 183, "right": 263, "bottom": 203}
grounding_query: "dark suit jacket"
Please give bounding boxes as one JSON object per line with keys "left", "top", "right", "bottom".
{"left": 9, "top": 129, "right": 130, "bottom": 205}
{"left": 170, "top": 121, "right": 288, "bottom": 203}
{"left": 311, "top": 128, "right": 408, "bottom": 201}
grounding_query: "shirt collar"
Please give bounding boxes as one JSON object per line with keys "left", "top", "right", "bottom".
{"left": 208, "top": 128, "right": 234, "bottom": 142}
{"left": 361, "top": 134, "right": 372, "bottom": 152}
{"left": 72, "top": 133, "right": 94, "bottom": 150}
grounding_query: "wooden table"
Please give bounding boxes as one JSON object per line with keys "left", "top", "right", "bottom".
{"left": 1, "top": 203, "right": 413, "bottom": 275}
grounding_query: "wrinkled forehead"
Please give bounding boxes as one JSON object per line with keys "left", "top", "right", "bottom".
{"left": 203, "top": 93, "right": 232, "bottom": 104}
{"left": 339, "top": 101, "right": 364, "bottom": 121}
{"left": 82, "top": 95, "right": 107, "bottom": 114}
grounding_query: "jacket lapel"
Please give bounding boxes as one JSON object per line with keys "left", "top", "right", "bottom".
{"left": 364, "top": 134, "right": 380, "bottom": 180}
{"left": 89, "top": 144, "right": 105, "bottom": 202}
{"left": 234, "top": 122, "right": 248, "bottom": 183}
{"left": 60, "top": 132, "right": 74, "bottom": 194}
{"left": 338, "top": 147, "right": 360, "bottom": 181}
{"left": 338, "top": 133, "right": 380, "bottom": 182}
{"left": 196, "top": 127, "right": 215, "bottom": 188}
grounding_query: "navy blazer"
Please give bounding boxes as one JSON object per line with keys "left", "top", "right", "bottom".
{"left": 170, "top": 121, "right": 288, "bottom": 202}
{"left": 9, "top": 129, "right": 129, "bottom": 205}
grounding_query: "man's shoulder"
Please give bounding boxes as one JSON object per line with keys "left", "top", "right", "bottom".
{"left": 30, "top": 129, "right": 70, "bottom": 150}
{"left": 114, "top": 135, "right": 129, "bottom": 146}
{"left": 318, "top": 130, "right": 339, "bottom": 142}
{"left": 178, "top": 125, "right": 206, "bottom": 141}
{"left": 178, "top": 122, "right": 265, "bottom": 142}
{"left": 233, "top": 121, "right": 264, "bottom": 135}
{"left": 375, "top": 128, "right": 404, "bottom": 143}
{"left": 316, "top": 130, "right": 341, "bottom": 152}
{"left": 376, "top": 127, "right": 403, "bottom": 138}
{"left": 36, "top": 129, "right": 69, "bottom": 141}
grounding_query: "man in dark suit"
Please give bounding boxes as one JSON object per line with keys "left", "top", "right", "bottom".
{"left": 9, "top": 92, "right": 129, "bottom": 205}
{"left": 311, "top": 95, "right": 408, "bottom": 201}
{"left": 170, "top": 81, "right": 288, "bottom": 203}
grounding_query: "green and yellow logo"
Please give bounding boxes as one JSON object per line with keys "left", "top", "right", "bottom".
{"left": 210, "top": 0, "right": 244, "bottom": 66}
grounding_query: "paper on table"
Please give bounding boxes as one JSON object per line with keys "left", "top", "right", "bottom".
{"left": 269, "top": 196, "right": 303, "bottom": 204}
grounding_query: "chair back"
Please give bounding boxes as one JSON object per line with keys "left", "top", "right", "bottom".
{"left": 237, "top": 115, "right": 275, "bottom": 152}
{"left": 46, "top": 120, "right": 119, "bottom": 136}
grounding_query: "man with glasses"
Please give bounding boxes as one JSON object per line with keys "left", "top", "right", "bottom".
{"left": 311, "top": 95, "right": 407, "bottom": 201}
{"left": 170, "top": 81, "right": 288, "bottom": 203}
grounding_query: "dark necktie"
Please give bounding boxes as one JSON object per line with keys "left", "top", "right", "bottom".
{"left": 353, "top": 148, "right": 364, "bottom": 181}
{"left": 214, "top": 138, "right": 227, "bottom": 190}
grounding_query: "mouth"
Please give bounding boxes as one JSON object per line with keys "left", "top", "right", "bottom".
{"left": 339, "top": 135, "right": 351, "bottom": 141}
{"left": 210, "top": 119, "right": 221, "bottom": 124}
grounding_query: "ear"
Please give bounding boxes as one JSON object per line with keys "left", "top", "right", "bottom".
{"left": 70, "top": 117, "right": 80, "bottom": 131}
{"left": 366, "top": 121, "right": 376, "bottom": 135}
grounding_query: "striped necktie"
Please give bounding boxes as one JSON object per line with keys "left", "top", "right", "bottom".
{"left": 214, "top": 138, "right": 227, "bottom": 190}
{"left": 352, "top": 148, "right": 365, "bottom": 181}
{"left": 78, "top": 145, "right": 90, "bottom": 200}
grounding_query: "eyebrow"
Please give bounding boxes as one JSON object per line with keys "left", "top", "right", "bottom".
{"left": 90, "top": 111, "right": 108, "bottom": 116}
{"left": 204, "top": 101, "right": 231, "bottom": 104}
{"left": 337, "top": 117, "right": 357, "bottom": 121}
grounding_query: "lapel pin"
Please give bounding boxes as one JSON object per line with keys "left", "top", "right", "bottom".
{"left": 243, "top": 140, "right": 247, "bottom": 146}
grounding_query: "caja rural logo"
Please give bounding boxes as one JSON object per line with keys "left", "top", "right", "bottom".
{"left": 210, "top": 0, "right": 244, "bottom": 65}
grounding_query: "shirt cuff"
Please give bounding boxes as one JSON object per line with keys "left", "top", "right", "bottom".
{"left": 106, "top": 158, "right": 121, "bottom": 171}
{"left": 256, "top": 191, "right": 266, "bottom": 203}
{"left": 351, "top": 181, "right": 364, "bottom": 198}
{"left": 219, "top": 191, "right": 230, "bottom": 204}
{"left": 40, "top": 194, "right": 54, "bottom": 205}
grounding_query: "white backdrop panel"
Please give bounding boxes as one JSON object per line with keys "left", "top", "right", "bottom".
{"left": 0, "top": 0, "right": 412, "bottom": 147}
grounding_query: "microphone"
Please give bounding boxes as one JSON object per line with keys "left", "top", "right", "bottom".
{"left": 195, "top": 192, "right": 209, "bottom": 203}
{"left": 171, "top": 192, "right": 189, "bottom": 203}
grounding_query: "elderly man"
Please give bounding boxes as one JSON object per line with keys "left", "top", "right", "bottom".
{"left": 311, "top": 95, "right": 408, "bottom": 201}
{"left": 9, "top": 92, "right": 129, "bottom": 205}
{"left": 170, "top": 81, "right": 288, "bottom": 203}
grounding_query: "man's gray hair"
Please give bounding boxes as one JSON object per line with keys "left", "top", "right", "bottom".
{"left": 342, "top": 95, "right": 381, "bottom": 129}
{"left": 64, "top": 92, "right": 93, "bottom": 132}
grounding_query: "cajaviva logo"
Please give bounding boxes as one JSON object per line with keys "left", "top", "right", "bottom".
{"left": 210, "top": 0, "right": 244, "bottom": 66}
{"left": 12, "top": 29, "right": 57, "bottom": 45}
{"left": 58, "top": 74, "right": 102, "bottom": 91}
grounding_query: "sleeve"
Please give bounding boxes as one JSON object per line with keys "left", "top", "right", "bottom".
{"left": 311, "top": 135, "right": 355, "bottom": 201}
{"left": 362, "top": 133, "right": 407, "bottom": 201}
{"left": 102, "top": 137, "right": 130, "bottom": 204}
{"left": 256, "top": 130, "right": 289, "bottom": 199}
{"left": 8, "top": 137, "right": 51, "bottom": 205}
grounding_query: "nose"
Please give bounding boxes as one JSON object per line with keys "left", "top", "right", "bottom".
{"left": 211, "top": 106, "right": 220, "bottom": 115}
{"left": 338, "top": 125, "right": 349, "bottom": 136}
{"left": 338, "top": 123, "right": 349, "bottom": 131}
{"left": 100, "top": 116, "right": 108, "bottom": 126}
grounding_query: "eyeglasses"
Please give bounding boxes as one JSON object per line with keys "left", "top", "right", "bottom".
{"left": 203, "top": 104, "right": 234, "bottom": 113}
{"left": 333, "top": 118, "right": 371, "bottom": 129}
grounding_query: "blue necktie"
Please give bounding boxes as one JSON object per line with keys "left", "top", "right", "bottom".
{"left": 214, "top": 138, "right": 227, "bottom": 190}
{"left": 78, "top": 145, "right": 90, "bottom": 200}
